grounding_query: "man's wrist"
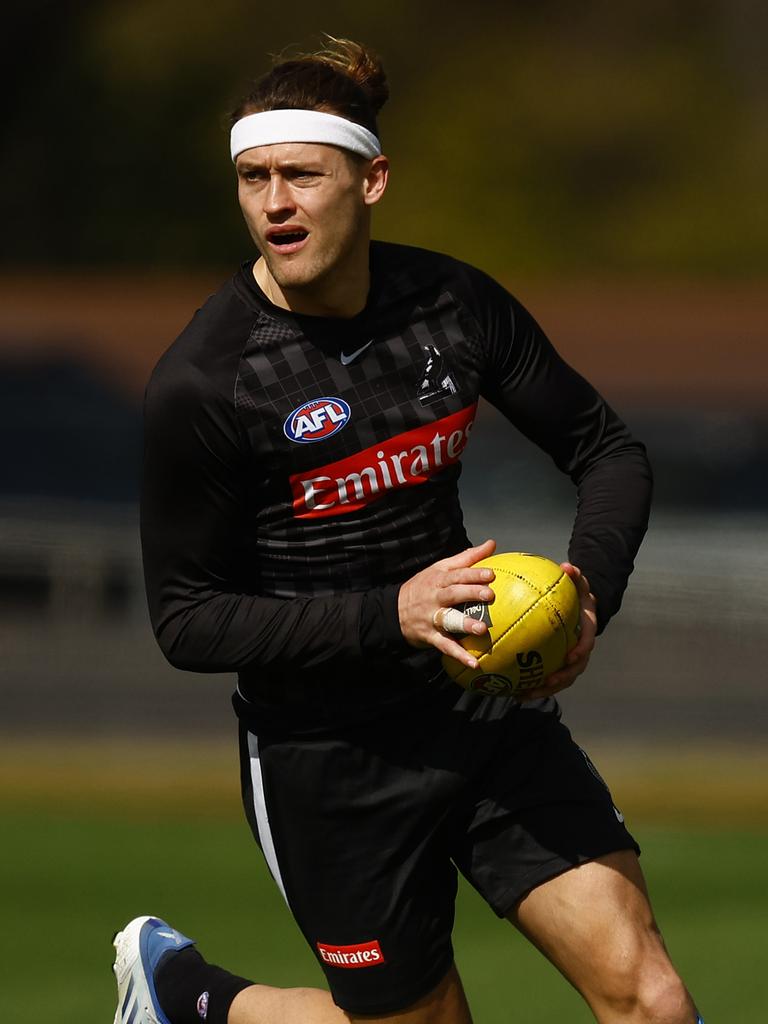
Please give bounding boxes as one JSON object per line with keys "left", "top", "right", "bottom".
{"left": 359, "top": 585, "right": 412, "bottom": 657}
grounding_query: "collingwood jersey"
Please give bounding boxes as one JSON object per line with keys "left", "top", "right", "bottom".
{"left": 141, "top": 242, "right": 652, "bottom": 732}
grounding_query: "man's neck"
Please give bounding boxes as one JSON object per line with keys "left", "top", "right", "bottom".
{"left": 253, "top": 256, "right": 370, "bottom": 319}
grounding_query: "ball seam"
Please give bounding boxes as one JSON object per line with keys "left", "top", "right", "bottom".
{"left": 460, "top": 569, "right": 569, "bottom": 688}
{"left": 451, "top": 564, "right": 574, "bottom": 688}
{"left": 474, "top": 569, "right": 566, "bottom": 669}
{"left": 543, "top": 575, "right": 577, "bottom": 639}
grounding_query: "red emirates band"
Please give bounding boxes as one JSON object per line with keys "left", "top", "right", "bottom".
{"left": 290, "top": 404, "right": 477, "bottom": 519}
{"left": 316, "top": 939, "right": 386, "bottom": 969}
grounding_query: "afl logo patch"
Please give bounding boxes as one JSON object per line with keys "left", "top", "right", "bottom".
{"left": 284, "top": 397, "right": 351, "bottom": 444}
{"left": 469, "top": 673, "right": 515, "bottom": 696}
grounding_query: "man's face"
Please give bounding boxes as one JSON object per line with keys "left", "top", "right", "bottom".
{"left": 236, "top": 142, "right": 382, "bottom": 298}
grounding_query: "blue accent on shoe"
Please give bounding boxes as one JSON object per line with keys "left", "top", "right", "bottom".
{"left": 139, "top": 917, "right": 195, "bottom": 1023}
{"left": 122, "top": 976, "right": 135, "bottom": 1015}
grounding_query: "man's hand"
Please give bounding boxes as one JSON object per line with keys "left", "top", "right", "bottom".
{"left": 521, "top": 562, "right": 597, "bottom": 699}
{"left": 398, "top": 539, "right": 497, "bottom": 668}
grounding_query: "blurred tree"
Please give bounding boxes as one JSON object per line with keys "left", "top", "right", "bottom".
{"left": 2, "top": 0, "right": 766, "bottom": 275}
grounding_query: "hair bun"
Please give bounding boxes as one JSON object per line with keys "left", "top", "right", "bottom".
{"left": 231, "top": 37, "right": 389, "bottom": 136}
{"left": 312, "top": 37, "right": 389, "bottom": 115}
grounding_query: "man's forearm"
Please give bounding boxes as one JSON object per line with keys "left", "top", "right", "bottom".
{"left": 568, "top": 443, "right": 653, "bottom": 632}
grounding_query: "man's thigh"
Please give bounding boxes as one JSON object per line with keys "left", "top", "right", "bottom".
{"left": 510, "top": 850, "right": 658, "bottom": 969}
{"left": 509, "top": 850, "right": 693, "bottom": 1018}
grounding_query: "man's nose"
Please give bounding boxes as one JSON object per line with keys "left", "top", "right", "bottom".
{"left": 264, "top": 174, "right": 294, "bottom": 216}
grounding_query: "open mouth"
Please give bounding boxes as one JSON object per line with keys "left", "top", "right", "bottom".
{"left": 267, "top": 229, "right": 309, "bottom": 253}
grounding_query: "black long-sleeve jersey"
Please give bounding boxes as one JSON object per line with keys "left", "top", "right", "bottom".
{"left": 141, "top": 242, "right": 652, "bottom": 733}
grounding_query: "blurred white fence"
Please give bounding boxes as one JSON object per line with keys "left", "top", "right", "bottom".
{"left": 1, "top": 497, "right": 766, "bottom": 741}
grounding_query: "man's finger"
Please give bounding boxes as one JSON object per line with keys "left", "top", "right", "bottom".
{"left": 433, "top": 607, "right": 465, "bottom": 634}
{"left": 439, "top": 566, "right": 496, "bottom": 585}
{"left": 438, "top": 584, "right": 495, "bottom": 608}
{"left": 567, "top": 632, "right": 595, "bottom": 659}
{"left": 442, "top": 538, "right": 496, "bottom": 569}
{"left": 566, "top": 637, "right": 592, "bottom": 663}
{"left": 433, "top": 633, "right": 479, "bottom": 668}
{"left": 561, "top": 562, "right": 591, "bottom": 597}
{"left": 522, "top": 668, "right": 581, "bottom": 699}
{"left": 545, "top": 656, "right": 589, "bottom": 688}
{"left": 433, "top": 607, "right": 488, "bottom": 636}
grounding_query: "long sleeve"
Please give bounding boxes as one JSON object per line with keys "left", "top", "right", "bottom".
{"left": 140, "top": 358, "right": 405, "bottom": 674}
{"left": 469, "top": 274, "right": 652, "bottom": 631}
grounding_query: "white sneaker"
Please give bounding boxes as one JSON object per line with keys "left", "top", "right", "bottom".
{"left": 112, "top": 915, "right": 195, "bottom": 1024}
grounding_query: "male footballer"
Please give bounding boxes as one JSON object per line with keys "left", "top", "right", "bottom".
{"left": 112, "top": 38, "right": 703, "bottom": 1024}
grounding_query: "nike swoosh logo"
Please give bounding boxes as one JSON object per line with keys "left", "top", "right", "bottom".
{"left": 340, "top": 340, "right": 373, "bottom": 366}
{"left": 613, "top": 806, "right": 625, "bottom": 824}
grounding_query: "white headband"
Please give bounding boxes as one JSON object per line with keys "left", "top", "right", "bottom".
{"left": 230, "top": 109, "right": 381, "bottom": 162}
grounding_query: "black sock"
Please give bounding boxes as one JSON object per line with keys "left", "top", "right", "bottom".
{"left": 155, "top": 946, "right": 254, "bottom": 1024}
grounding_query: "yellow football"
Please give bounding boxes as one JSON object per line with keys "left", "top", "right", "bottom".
{"left": 442, "top": 552, "right": 580, "bottom": 696}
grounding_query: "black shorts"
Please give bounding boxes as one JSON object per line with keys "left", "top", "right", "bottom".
{"left": 238, "top": 688, "right": 638, "bottom": 1016}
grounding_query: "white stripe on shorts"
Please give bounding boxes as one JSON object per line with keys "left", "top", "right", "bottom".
{"left": 247, "top": 731, "right": 289, "bottom": 906}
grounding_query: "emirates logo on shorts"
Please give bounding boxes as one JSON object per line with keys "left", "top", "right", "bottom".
{"left": 316, "top": 939, "right": 386, "bottom": 968}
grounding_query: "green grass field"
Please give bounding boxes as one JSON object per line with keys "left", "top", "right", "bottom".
{"left": 2, "top": 740, "right": 767, "bottom": 1022}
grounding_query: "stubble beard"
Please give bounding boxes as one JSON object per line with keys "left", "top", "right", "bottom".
{"left": 260, "top": 222, "right": 364, "bottom": 300}
{"left": 262, "top": 248, "right": 329, "bottom": 294}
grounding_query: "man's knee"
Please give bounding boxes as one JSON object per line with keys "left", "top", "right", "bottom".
{"left": 598, "top": 946, "right": 693, "bottom": 1023}
{"left": 636, "top": 965, "right": 695, "bottom": 1024}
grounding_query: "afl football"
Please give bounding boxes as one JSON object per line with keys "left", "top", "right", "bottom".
{"left": 442, "top": 552, "right": 580, "bottom": 696}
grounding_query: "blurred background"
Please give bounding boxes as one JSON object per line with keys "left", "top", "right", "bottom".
{"left": 2, "top": 2, "right": 766, "bottom": 1020}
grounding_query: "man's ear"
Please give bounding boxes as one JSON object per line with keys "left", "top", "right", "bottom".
{"left": 363, "top": 155, "right": 389, "bottom": 206}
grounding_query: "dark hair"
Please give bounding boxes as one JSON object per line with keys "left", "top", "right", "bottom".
{"left": 230, "top": 37, "right": 389, "bottom": 140}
